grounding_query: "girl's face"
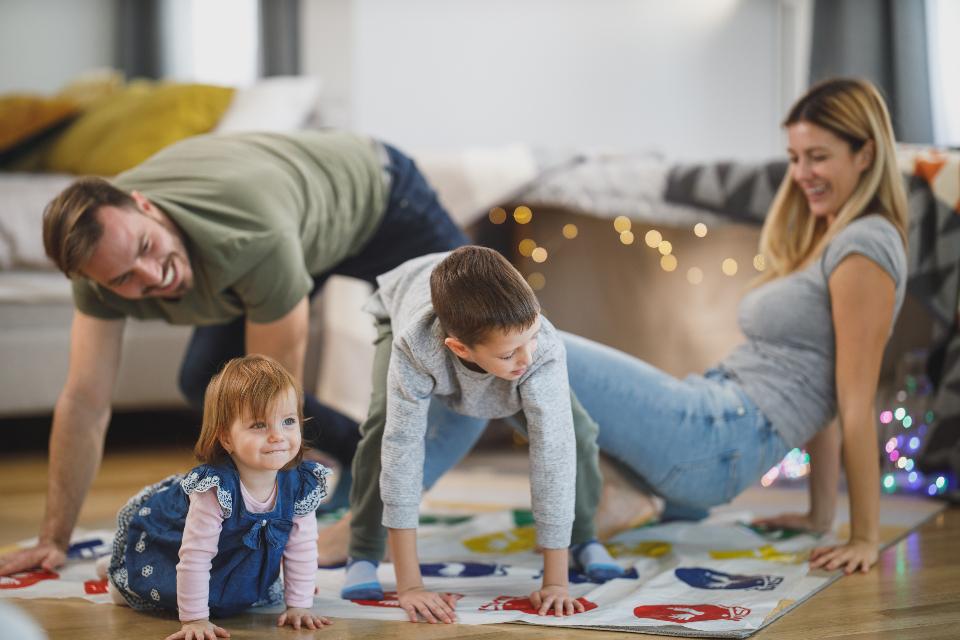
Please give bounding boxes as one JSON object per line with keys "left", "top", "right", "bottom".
{"left": 786, "top": 121, "right": 873, "bottom": 224}
{"left": 220, "top": 387, "right": 301, "bottom": 475}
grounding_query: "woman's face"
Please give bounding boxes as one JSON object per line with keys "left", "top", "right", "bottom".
{"left": 786, "top": 121, "right": 873, "bottom": 224}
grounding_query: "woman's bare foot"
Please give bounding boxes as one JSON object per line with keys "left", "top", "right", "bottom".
{"left": 596, "top": 457, "right": 663, "bottom": 541}
{"left": 316, "top": 512, "right": 351, "bottom": 566}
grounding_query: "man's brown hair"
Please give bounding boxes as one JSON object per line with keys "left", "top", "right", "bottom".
{"left": 193, "top": 354, "right": 305, "bottom": 470}
{"left": 429, "top": 245, "right": 541, "bottom": 346}
{"left": 42, "top": 177, "right": 137, "bottom": 276}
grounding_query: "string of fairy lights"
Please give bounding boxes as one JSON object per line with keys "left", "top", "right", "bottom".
{"left": 487, "top": 204, "right": 955, "bottom": 497}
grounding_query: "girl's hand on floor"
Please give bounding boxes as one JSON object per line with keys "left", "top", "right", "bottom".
{"left": 529, "top": 585, "right": 586, "bottom": 617}
{"left": 752, "top": 512, "right": 832, "bottom": 535}
{"left": 397, "top": 586, "right": 459, "bottom": 623}
{"left": 164, "top": 619, "right": 230, "bottom": 640}
{"left": 809, "top": 538, "right": 879, "bottom": 574}
{"left": 277, "top": 607, "right": 333, "bottom": 630}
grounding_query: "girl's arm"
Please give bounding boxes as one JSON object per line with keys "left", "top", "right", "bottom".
{"left": 176, "top": 491, "right": 225, "bottom": 622}
{"left": 388, "top": 527, "right": 458, "bottom": 623}
{"left": 753, "top": 419, "right": 841, "bottom": 534}
{"left": 815, "top": 254, "right": 896, "bottom": 573}
{"left": 277, "top": 514, "right": 332, "bottom": 630}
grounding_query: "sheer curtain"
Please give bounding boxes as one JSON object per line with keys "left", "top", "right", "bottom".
{"left": 926, "top": 0, "right": 960, "bottom": 147}
{"left": 114, "top": 0, "right": 299, "bottom": 84}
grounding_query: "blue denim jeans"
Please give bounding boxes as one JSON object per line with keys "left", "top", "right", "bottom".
{"left": 416, "top": 332, "right": 790, "bottom": 516}
{"left": 561, "top": 332, "right": 789, "bottom": 511}
{"left": 178, "top": 142, "right": 470, "bottom": 490}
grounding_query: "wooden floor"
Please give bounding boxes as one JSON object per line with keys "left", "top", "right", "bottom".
{"left": 1, "top": 448, "right": 959, "bottom": 639}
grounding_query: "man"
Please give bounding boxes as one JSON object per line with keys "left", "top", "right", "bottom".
{"left": 0, "top": 130, "right": 474, "bottom": 576}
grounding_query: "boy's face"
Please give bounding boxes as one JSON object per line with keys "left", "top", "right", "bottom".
{"left": 445, "top": 316, "right": 542, "bottom": 381}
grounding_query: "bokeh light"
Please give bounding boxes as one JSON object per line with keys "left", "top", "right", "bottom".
{"left": 620, "top": 230, "right": 635, "bottom": 245}
{"left": 513, "top": 205, "right": 533, "bottom": 224}
{"left": 489, "top": 207, "right": 507, "bottom": 224}
{"left": 658, "top": 240, "right": 673, "bottom": 256}
{"left": 660, "top": 255, "right": 678, "bottom": 272}
{"left": 526, "top": 272, "right": 545, "bottom": 290}
{"left": 614, "top": 216, "right": 632, "bottom": 233}
{"left": 693, "top": 223, "right": 708, "bottom": 238}
{"left": 753, "top": 254, "right": 766, "bottom": 271}
{"left": 562, "top": 223, "right": 579, "bottom": 239}
{"left": 722, "top": 258, "right": 738, "bottom": 276}
{"left": 531, "top": 247, "right": 548, "bottom": 263}
{"left": 518, "top": 239, "right": 537, "bottom": 257}
{"left": 644, "top": 229, "right": 662, "bottom": 248}
{"left": 686, "top": 267, "right": 703, "bottom": 285}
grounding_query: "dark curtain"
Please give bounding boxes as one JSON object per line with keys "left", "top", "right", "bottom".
{"left": 259, "top": 0, "right": 301, "bottom": 76}
{"left": 810, "top": 0, "right": 933, "bottom": 144}
{"left": 115, "top": 0, "right": 163, "bottom": 80}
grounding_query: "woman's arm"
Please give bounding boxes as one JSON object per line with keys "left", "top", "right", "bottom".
{"left": 815, "top": 253, "right": 896, "bottom": 573}
{"left": 753, "top": 419, "right": 841, "bottom": 534}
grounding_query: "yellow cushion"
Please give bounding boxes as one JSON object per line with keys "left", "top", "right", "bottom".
{"left": 0, "top": 94, "right": 79, "bottom": 154}
{"left": 45, "top": 82, "right": 235, "bottom": 176}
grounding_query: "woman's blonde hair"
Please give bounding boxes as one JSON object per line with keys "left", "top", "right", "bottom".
{"left": 757, "top": 77, "right": 908, "bottom": 283}
{"left": 194, "top": 354, "right": 304, "bottom": 470}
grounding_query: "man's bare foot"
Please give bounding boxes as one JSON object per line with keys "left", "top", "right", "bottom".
{"left": 596, "top": 457, "right": 663, "bottom": 541}
{"left": 316, "top": 512, "right": 351, "bottom": 566}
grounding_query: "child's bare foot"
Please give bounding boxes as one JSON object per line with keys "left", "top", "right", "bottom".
{"left": 316, "top": 512, "right": 351, "bottom": 566}
{"left": 596, "top": 458, "right": 662, "bottom": 541}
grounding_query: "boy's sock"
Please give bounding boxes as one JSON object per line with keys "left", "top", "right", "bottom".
{"left": 340, "top": 558, "right": 384, "bottom": 600}
{"left": 571, "top": 540, "right": 625, "bottom": 581}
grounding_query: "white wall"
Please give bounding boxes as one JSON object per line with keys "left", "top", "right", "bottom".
{"left": 0, "top": 0, "right": 115, "bottom": 93}
{"left": 303, "top": 0, "right": 809, "bottom": 160}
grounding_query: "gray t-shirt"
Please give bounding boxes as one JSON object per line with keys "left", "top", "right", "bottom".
{"left": 719, "top": 214, "right": 907, "bottom": 449}
{"left": 365, "top": 252, "right": 576, "bottom": 549}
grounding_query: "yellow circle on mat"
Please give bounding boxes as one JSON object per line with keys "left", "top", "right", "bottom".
{"left": 463, "top": 526, "right": 537, "bottom": 554}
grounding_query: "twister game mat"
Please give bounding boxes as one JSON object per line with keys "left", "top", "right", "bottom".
{"left": 0, "top": 486, "right": 944, "bottom": 638}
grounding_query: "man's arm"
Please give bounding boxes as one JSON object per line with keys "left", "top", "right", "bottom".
{"left": 0, "top": 310, "right": 124, "bottom": 575}
{"left": 245, "top": 297, "right": 309, "bottom": 384}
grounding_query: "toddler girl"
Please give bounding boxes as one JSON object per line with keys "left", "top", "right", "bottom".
{"left": 102, "top": 355, "right": 333, "bottom": 638}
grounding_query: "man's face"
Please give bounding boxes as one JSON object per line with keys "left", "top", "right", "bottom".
{"left": 82, "top": 195, "right": 193, "bottom": 300}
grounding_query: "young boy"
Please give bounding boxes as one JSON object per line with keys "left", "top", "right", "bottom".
{"left": 341, "top": 246, "right": 622, "bottom": 622}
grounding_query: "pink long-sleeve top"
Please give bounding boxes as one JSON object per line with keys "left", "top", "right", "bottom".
{"left": 175, "top": 480, "right": 318, "bottom": 621}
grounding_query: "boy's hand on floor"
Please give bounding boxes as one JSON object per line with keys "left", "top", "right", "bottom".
{"left": 529, "top": 585, "right": 585, "bottom": 617}
{"left": 164, "top": 619, "right": 230, "bottom": 640}
{"left": 277, "top": 607, "right": 333, "bottom": 630}
{"left": 397, "top": 586, "right": 459, "bottom": 623}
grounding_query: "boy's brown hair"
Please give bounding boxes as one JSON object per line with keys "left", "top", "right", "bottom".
{"left": 42, "top": 177, "right": 137, "bottom": 276}
{"left": 429, "top": 245, "right": 541, "bottom": 346}
{"left": 193, "top": 354, "right": 305, "bottom": 470}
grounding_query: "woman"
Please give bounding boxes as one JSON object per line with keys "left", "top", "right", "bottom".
{"left": 565, "top": 77, "right": 908, "bottom": 574}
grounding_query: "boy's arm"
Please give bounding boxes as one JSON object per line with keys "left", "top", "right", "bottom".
{"left": 518, "top": 351, "right": 577, "bottom": 551}
{"left": 379, "top": 342, "right": 435, "bottom": 532}
{"left": 388, "top": 528, "right": 457, "bottom": 623}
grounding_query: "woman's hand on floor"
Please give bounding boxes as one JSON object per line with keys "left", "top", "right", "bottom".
{"left": 751, "top": 512, "right": 832, "bottom": 535}
{"left": 164, "top": 619, "right": 230, "bottom": 640}
{"left": 809, "top": 538, "right": 879, "bottom": 574}
{"left": 0, "top": 541, "right": 66, "bottom": 576}
{"left": 277, "top": 607, "right": 333, "bottom": 630}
